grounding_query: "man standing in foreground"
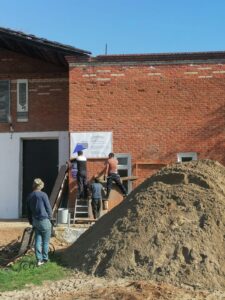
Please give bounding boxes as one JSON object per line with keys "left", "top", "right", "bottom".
{"left": 105, "top": 152, "right": 127, "bottom": 199}
{"left": 27, "top": 178, "right": 52, "bottom": 266}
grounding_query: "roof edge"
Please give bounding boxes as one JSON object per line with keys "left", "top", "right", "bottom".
{"left": 0, "top": 26, "right": 91, "bottom": 56}
{"left": 66, "top": 50, "right": 225, "bottom": 65}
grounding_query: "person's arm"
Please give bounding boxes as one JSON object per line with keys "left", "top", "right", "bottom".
{"left": 115, "top": 158, "right": 119, "bottom": 168}
{"left": 90, "top": 183, "right": 93, "bottom": 193}
{"left": 43, "top": 193, "right": 53, "bottom": 219}
{"left": 104, "top": 160, "right": 109, "bottom": 180}
{"left": 66, "top": 160, "right": 71, "bottom": 169}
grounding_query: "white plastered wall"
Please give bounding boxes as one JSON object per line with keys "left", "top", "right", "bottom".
{"left": 0, "top": 131, "right": 69, "bottom": 219}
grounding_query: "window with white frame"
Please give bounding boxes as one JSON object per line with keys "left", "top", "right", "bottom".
{"left": 115, "top": 153, "right": 132, "bottom": 193}
{"left": 17, "top": 79, "right": 28, "bottom": 122}
{"left": 0, "top": 80, "right": 10, "bottom": 123}
{"left": 177, "top": 152, "right": 197, "bottom": 162}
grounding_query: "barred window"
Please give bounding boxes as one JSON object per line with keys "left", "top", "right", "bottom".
{"left": 17, "top": 79, "right": 28, "bottom": 122}
{"left": 0, "top": 80, "right": 10, "bottom": 123}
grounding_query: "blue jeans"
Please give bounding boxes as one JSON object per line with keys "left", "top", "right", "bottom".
{"left": 33, "top": 218, "right": 51, "bottom": 262}
{"left": 91, "top": 198, "right": 101, "bottom": 219}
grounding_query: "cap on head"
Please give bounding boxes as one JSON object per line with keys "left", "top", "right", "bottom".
{"left": 33, "top": 178, "right": 44, "bottom": 190}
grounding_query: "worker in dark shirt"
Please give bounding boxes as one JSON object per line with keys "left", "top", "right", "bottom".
{"left": 90, "top": 177, "right": 105, "bottom": 219}
{"left": 27, "top": 178, "right": 52, "bottom": 266}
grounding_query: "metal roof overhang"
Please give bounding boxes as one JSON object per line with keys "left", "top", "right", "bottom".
{"left": 0, "top": 27, "right": 91, "bottom": 67}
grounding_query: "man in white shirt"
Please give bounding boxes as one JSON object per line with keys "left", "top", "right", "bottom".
{"left": 76, "top": 150, "right": 88, "bottom": 199}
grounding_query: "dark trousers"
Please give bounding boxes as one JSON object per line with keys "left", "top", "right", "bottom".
{"left": 77, "top": 172, "right": 87, "bottom": 199}
{"left": 106, "top": 173, "right": 127, "bottom": 197}
{"left": 91, "top": 198, "right": 101, "bottom": 219}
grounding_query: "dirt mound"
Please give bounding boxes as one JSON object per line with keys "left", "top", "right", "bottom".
{"left": 62, "top": 160, "right": 225, "bottom": 290}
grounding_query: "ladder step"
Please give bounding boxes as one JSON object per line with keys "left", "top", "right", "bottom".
{"left": 76, "top": 199, "right": 88, "bottom": 201}
{"left": 76, "top": 208, "right": 88, "bottom": 212}
{"left": 73, "top": 217, "right": 96, "bottom": 222}
{"left": 73, "top": 198, "right": 90, "bottom": 224}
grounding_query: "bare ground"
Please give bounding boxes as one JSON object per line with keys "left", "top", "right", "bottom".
{"left": 1, "top": 160, "right": 225, "bottom": 299}
{"left": 0, "top": 227, "right": 225, "bottom": 297}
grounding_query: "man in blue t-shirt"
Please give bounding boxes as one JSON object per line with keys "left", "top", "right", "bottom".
{"left": 27, "top": 178, "right": 52, "bottom": 266}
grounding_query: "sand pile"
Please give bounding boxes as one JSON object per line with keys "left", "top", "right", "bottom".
{"left": 63, "top": 160, "right": 225, "bottom": 290}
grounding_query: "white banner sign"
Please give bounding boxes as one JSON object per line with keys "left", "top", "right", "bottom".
{"left": 70, "top": 132, "right": 112, "bottom": 158}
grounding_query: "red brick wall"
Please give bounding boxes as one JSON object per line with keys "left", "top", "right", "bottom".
{"left": 68, "top": 61, "right": 225, "bottom": 186}
{"left": 0, "top": 49, "right": 69, "bottom": 132}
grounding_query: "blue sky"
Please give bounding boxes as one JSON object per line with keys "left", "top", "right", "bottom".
{"left": 1, "top": 0, "right": 225, "bottom": 56}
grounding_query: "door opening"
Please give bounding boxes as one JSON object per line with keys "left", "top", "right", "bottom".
{"left": 22, "top": 139, "right": 58, "bottom": 217}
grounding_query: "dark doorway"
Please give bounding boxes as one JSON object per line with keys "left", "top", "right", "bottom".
{"left": 22, "top": 139, "right": 58, "bottom": 216}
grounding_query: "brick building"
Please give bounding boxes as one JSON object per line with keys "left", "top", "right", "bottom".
{"left": 67, "top": 53, "right": 225, "bottom": 188}
{"left": 0, "top": 27, "right": 224, "bottom": 218}
{"left": 0, "top": 27, "right": 90, "bottom": 218}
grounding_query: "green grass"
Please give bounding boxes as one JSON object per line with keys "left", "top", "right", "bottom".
{"left": 0, "top": 254, "right": 71, "bottom": 292}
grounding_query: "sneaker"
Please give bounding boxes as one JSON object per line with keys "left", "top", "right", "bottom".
{"left": 37, "top": 261, "right": 44, "bottom": 266}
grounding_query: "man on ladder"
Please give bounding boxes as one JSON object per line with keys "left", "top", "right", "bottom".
{"left": 76, "top": 150, "right": 88, "bottom": 199}
{"left": 69, "top": 150, "right": 89, "bottom": 222}
{"left": 69, "top": 150, "right": 88, "bottom": 199}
